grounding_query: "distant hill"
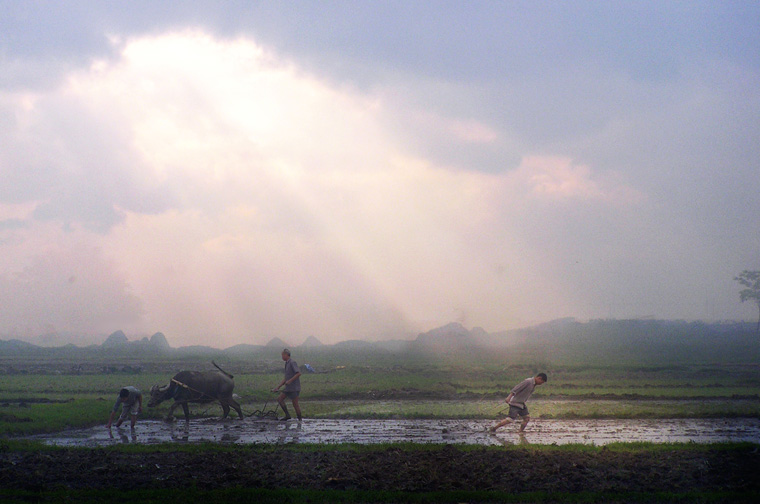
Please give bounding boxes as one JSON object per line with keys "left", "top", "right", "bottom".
{"left": 29, "top": 332, "right": 100, "bottom": 347}
{"left": 265, "top": 337, "right": 290, "bottom": 349}
{"left": 149, "top": 332, "right": 171, "bottom": 350}
{"left": 174, "top": 345, "right": 217, "bottom": 355}
{"left": 301, "top": 335, "right": 324, "bottom": 348}
{"left": 333, "top": 339, "right": 377, "bottom": 350}
{"left": 2, "top": 319, "right": 757, "bottom": 364}
{"left": 224, "top": 343, "right": 264, "bottom": 354}
{"left": 102, "top": 330, "right": 129, "bottom": 349}
{"left": 0, "top": 338, "right": 39, "bottom": 354}
{"left": 491, "top": 318, "right": 759, "bottom": 362}
{"left": 374, "top": 339, "right": 412, "bottom": 352}
{"left": 0, "top": 330, "right": 176, "bottom": 359}
{"left": 414, "top": 322, "right": 474, "bottom": 352}
{"left": 98, "top": 330, "right": 175, "bottom": 354}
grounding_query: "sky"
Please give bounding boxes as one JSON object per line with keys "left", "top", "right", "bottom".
{"left": 1, "top": 1, "right": 759, "bottom": 347}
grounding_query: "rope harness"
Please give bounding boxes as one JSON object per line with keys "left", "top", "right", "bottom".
{"left": 170, "top": 377, "right": 212, "bottom": 400}
{"left": 168, "top": 377, "right": 280, "bottom": 419}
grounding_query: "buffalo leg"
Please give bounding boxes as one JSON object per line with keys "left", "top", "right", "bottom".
{"left": 165, "top": 401, "right": 180, "bottom": 421}
{"left": 229, "top": 398, "right": 244, "bottom": 419}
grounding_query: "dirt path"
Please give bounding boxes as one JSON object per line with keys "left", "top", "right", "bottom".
{"left": 27, "top": 417, "right": 760, "bottom": 447}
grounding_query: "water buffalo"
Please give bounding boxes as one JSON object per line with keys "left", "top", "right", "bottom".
{"left": 148, "top": 361, "right": 244, "bottom": 421}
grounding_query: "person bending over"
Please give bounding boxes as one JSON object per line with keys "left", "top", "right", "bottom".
{"left": 107, "top": 386, "right": 142, "bottom": 429}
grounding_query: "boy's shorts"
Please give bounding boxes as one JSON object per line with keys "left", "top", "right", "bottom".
{"left": 506, "top": 404, "right": 529, "bottom": 419}
{"left": 118, "top": 402, "right": 140, "bottom": 420}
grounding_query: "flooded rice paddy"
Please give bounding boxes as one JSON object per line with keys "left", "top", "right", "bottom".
{"left": 30, "top": 417, "right": 760, "bottom": 447}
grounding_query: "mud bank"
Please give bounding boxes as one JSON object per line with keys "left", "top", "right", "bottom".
{"left": 2, "top": 443, "right": 759, "bottom": 498}
{"left": 27, "top": 417, "right": 760, "bottom": 447}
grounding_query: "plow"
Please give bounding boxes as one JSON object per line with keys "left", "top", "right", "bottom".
{"left": 244, "top": 392, "right": 281, "bottom": 420}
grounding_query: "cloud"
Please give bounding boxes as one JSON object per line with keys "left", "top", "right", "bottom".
{"left": 0, "top": 224, "right": 143, "bottom": 339}
{"left": 510, "top": 156, "right": 645, "bottom": 204}
{"left": 7, "top": 31, "right": 518, "bottom": 343}
{"left": 1, "top": 23, "right": 758, "bottom": 346}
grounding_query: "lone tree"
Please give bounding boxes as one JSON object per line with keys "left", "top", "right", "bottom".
{"left": 735, "top": 270, "right": 760, "bottom": 333}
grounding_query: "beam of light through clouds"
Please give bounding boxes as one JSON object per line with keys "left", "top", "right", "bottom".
{"left": 1, "top": 2, "right": 759, "bottom": 346}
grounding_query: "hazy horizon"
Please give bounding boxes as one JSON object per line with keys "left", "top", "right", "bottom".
{"left": 4, "top": 316, "right": 756, "bottom": 350}
{"left": 2, "top": 2, "right": 759, "bottom": 347}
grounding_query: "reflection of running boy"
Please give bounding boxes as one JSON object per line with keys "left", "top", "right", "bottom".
{"left": 489, "top": 373, "right": 547, "bottom": 432}
{"left": 107, "top": 386, "right": 142, "bottom": 429}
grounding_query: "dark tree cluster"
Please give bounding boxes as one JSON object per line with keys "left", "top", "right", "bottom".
{"left": 735, "top": 270, "right": 760, "bottom": 333}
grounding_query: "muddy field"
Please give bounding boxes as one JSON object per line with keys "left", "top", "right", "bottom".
{"left": 26, "top": 417, "right": 760, "bottom": 447}
{"left": 2, "top": 441, "right": 759, "bottom": 498}
{"left": 3, "top": 359, "right": 760, "bottom": 500}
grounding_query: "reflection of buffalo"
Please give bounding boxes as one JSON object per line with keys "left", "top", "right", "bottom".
{"left": 148, "top": 361, "right": 244, "bottom": 421}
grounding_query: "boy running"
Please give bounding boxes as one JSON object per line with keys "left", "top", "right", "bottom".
{"left": 489, "top": 373, "right": 547, "bottom": 432}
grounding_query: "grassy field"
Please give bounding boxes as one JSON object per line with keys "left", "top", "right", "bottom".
{"left": 2, "top": 364, "right": 759, "bottom": 399}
